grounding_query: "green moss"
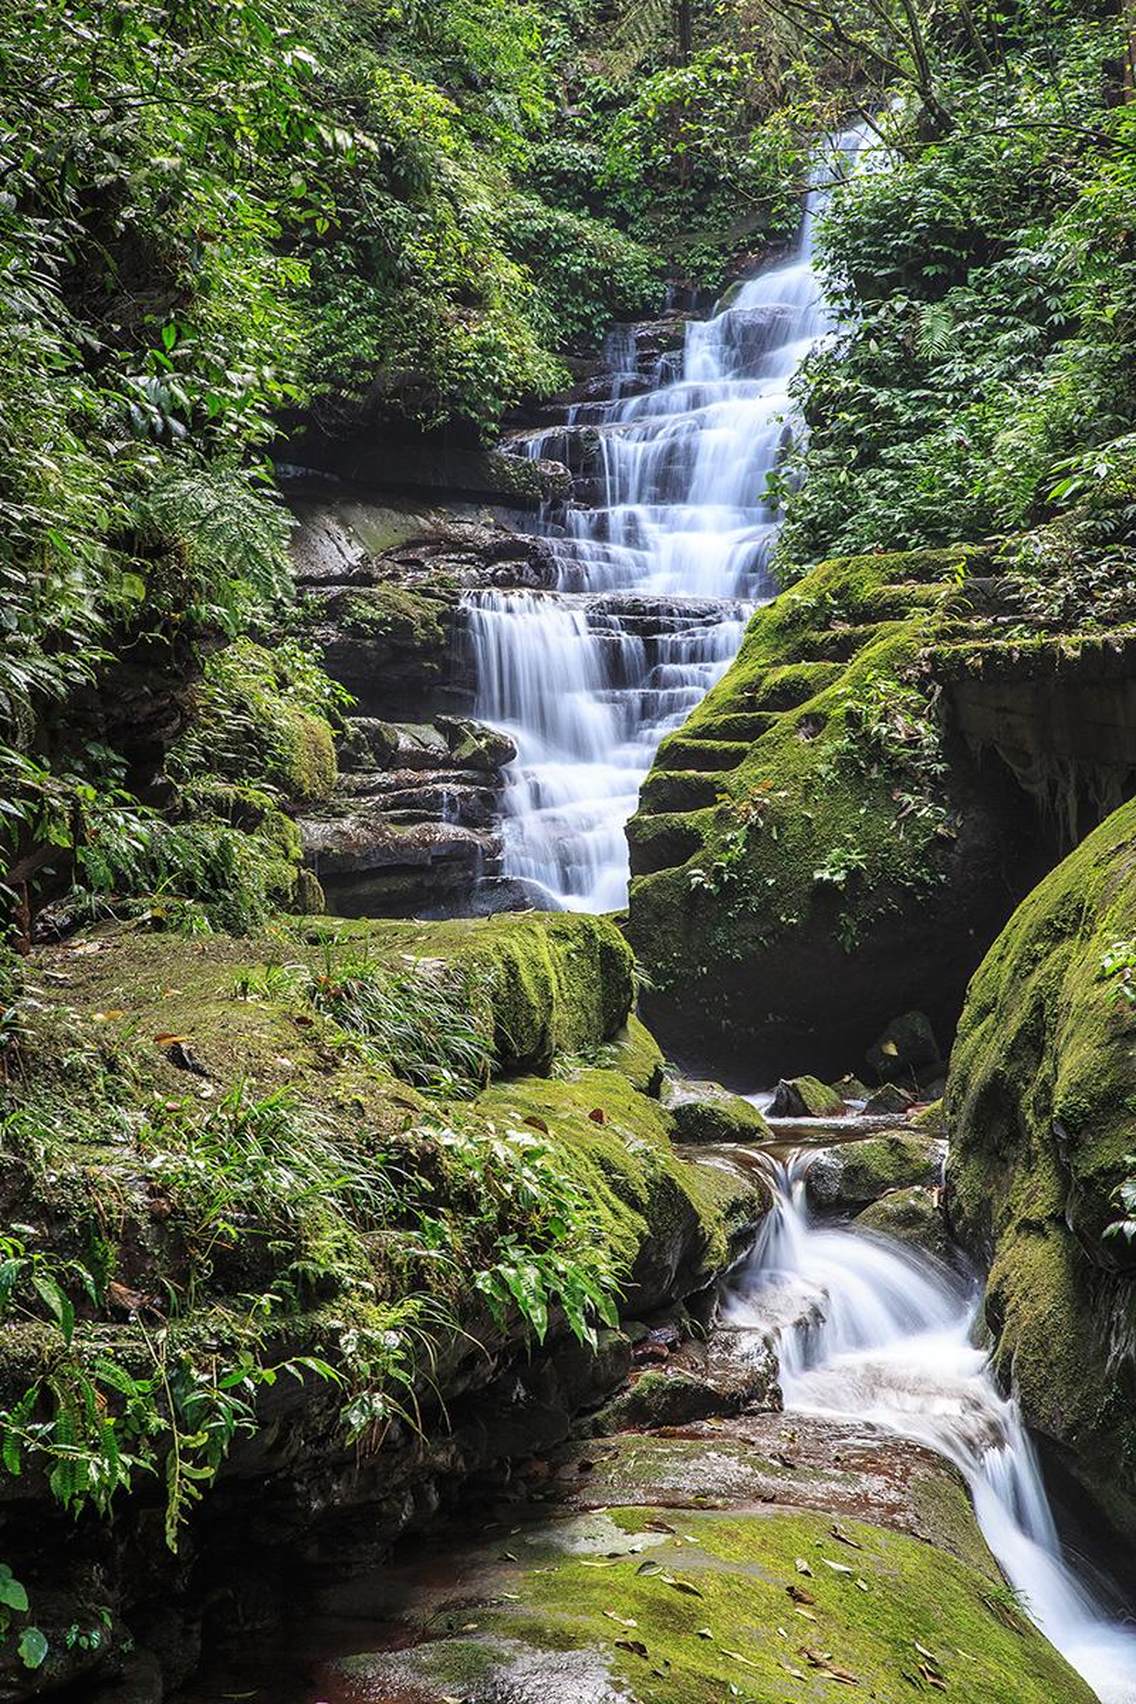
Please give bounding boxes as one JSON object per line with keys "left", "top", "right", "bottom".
{"left": 604, "top": 1016, "right": 666, "bottom": 1096}
{"left": 776, "top": 1074, "right": 844, "bottom": 1117}
{"left": 370, "top": 1502, "right": 1092, "bottom": 1704}
{"left": 627, "top": 548, "right": 972, "bottom": 1053}
{"left": 856, "top": 1186, "right": 953, "bottom": 1264}
{"left": 338, "top": 584, "right": 453, "bottom": 653}
{"left": 665, "top": 1079, "right": 772, "bottom": 1144}
{"left": 477, "top": 1067, "right": 735, "bottom": 1288}
{"left": 169, "top": 638, "right": 338, "bottom": 807}
{"left": 946, "top": 796, "right": 1136, "bottom": 1504}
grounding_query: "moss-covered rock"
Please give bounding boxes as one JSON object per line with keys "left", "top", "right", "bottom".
{"left": 308, "top": 581, "right": 461, "bottom": 716}
{"left": 604, "top": 1016, "right": 666, "bottom": 1096}
{"left": 867, "top": 1008, "right": 942, "bottom": 1082}
{"left": 946, "top": 796, "right": 1136, "bottom": 1509}
{"left": 662, "top": 1076, "right": 771, "bottom": 1143}
{"left": 769, "top": 1074, "right": 844, "bottom": 1117}
{"left": 855, "top": 1185, "right": 954, "bottom": 1265}
{"left": 627, "top": 548, "right": 1037, "bottom": 1074}
{"left": 316, "top": 1429, "right": 1093, "bottom": 1704}
{"left": 0, "top": 913, "right": 771, "bottom": 1699}
{"left": 805, "top": 1132, "right": 945, "bottom": 1212}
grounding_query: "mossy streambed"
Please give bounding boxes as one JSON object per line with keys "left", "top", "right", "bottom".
{"left": 178, "top": 1419, "right": 1093, "bottom": 1704}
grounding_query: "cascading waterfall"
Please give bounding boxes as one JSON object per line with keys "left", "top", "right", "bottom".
{"left": 462, "top": 129, "right": 867, "bottom": 912}
{"left": 726, "top": 1153, "right": 1136, "bottom": 1703}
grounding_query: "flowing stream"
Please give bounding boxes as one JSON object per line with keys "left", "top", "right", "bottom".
{"left": 725, "top": 1151, "right": 1136, "bottom": 1702}
{"left": 462, "top": 130, "right": 866, "bottom": 911}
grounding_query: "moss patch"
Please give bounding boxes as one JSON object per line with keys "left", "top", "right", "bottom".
{"left": 946, "top": 796, "right": 1136, "bottom": 1505}
{"left": 626, "top": 546, "right": 1029, "bottom": 1071}
{"left": 334, "top": 1500, "right": 1092, "bottom": 1704}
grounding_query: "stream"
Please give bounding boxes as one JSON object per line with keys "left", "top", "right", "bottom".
{"left": 462, "top": 130, "right": 868, "bottom": 911}
{"left": 727, "top": 1147, "right": 1136, "bottom": 1702}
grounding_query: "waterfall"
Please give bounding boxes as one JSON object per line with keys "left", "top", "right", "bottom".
{"left": 726, "top": 1153, "right": 1136, "bottom": 1703}
{"left": 463, "top": 129, "right": 868, "bottom": 912}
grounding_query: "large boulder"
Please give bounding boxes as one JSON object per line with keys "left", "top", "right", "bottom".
{"left": 628, "top": 547, "right": 1042, "bottom": 1076}
{"left": 946, "top": 797, "right": 1136, "bottom": 1513}
{"left": 805, "top": 1131, "right": 945, "bottom": 1212}
{"left": 663, "top": 1076, "right": 772, "bottom": 1144}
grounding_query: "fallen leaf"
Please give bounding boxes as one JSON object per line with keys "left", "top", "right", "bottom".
{"left": 588, "top": 1107, "right": 606, "bottom": 1124}
{"left": 781, "top": 1665, "right": 807, "bottom": 1681}
{"left": 794, "top": 1607, "right": 818, "bottom": 1621}
{"left": 93, "top": 1009, "right": 126, "bottom": 1022}
{"left": 718, "top": 1648, "right": 761, "bottom": 1670}
{"left": 524, "top": 1115, "right": 550, "bottom": 1133}
{"left": 696, "top": 1627, "right": 713, "bottom": 1640}
{"left": 153, "top": 1031, "right": 187, "bottom": 1045}
{"left": 635, "top": 1559, "right": 663, "bottom": 1577}
{"left": 855, "top": 1578, "right": 869, "bottom": 1593}
{"left": 823, "top": 1559, "right": 854, "bottom": 1575}
{"left": 662, "top": 1576, "right": 703, "bottom": 1597}
{"left": 604, "top": 1612, "right": 638, "bottom": 1628}
{"left": 787, "top": 1584, "right": 815, "bottom": 1605}
{"left": 830, "top": 1523, "right": 863, "bottom": 1549}
{"left": 614, "top": 1638, "right": 648, "bottom": 1658}
{"left": 644, "top": 1519, "right": 676, "bottom": 1534}
{"left": 795, "top": 1557, "right": 814, "bottom": 1576}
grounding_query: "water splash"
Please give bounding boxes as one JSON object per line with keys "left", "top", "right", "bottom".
{"left": 726, "top": 1153, "right": 1136, "bottom": 1702}
{"left": 463, "top": 130, "right": 868, "bottom": 911}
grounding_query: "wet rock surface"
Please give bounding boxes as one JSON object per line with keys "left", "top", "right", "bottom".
{"left": 300, "top": 716, "right": 518, "bottom": 916}
{"left": 176, "top": 1417, "right": 1094, "bottom": 1704}
{"left": 804, "top": 1131, "right": 946, "bottom": 1213}
{"left": 661, "top": 1077, "right": 771, "bottom": 1145}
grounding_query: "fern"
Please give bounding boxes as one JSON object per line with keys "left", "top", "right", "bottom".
{"left": 137, "top": 466, "right": 293, "bottom": 627}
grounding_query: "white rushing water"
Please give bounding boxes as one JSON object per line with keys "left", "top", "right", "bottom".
{"left": 463, "top": 130, "right": 867, "bottom": 911}
{"left": 725, "top": 1153, "right": 1136, "bottom": 1702}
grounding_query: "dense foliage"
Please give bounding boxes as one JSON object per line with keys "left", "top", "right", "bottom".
{"left": 778, "top": 13, "right": 1136, "bottom": 584}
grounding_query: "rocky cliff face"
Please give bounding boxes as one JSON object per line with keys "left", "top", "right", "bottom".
{"left": 945, "top": 797, "right": 1136, "bottom": 1524}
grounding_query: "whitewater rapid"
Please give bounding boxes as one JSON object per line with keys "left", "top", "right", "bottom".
{"left": 726, "top": 1152, "right": 1136, "bottom": 1703}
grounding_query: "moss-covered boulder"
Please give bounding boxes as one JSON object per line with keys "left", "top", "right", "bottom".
{"left": 627, "top": 548, "right": 1036, "bottom": 1075}
{"left": 768, "top": 1073, "right": 844, "bottom": 1118}
{"left": 805, "top": 1132, "right": 945, "bottom": 1212}
{"left": 946, "top": 797, "right": 1136, "bottom": 1509}
{"left": 0, "top": 912, "right": 772, "bottom": 1699}
{"left": 662, "top": 1076, "right": 771, "bottom": 1143}
{"left": 856, "top": 1185, "right": 954, "bottom": 1265}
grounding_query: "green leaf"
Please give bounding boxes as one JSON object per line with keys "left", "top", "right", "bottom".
{"left": 18, "top": 1626, "right": 48, "bottom": 1670}
{"left": 0, "top": 1566, "right": 28, "bottom": 1612}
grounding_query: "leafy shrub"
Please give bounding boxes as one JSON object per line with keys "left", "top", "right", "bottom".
{"left": 599, "top": 51, "right": 804, "bottom": 288}
{"left": 167, "top": 639, "right": 341, "bottom": 807}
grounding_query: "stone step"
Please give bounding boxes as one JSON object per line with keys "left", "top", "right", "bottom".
{"left": 657, "top": 737, "right": 751, "bottom": 773}
{"left": 692, "top": 711, "right": 777, "bottom": 741}
{"left": 638, "top": 769, "right": 723, "bottom": 813}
